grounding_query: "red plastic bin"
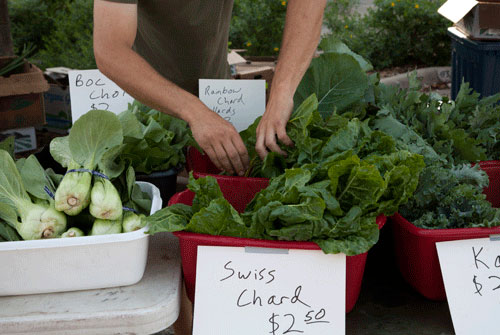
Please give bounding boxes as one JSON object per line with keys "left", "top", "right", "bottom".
{"left": 392, "top": 161, "right": 500, "bottom": 300}
{"left": 186, "top": 146, "right": 220, "bottom": 175}
{"left": 169, "top": 186, "right": 386, "bottom": 313}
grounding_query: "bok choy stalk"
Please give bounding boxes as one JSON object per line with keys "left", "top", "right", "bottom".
{"left": 89, "top": 177, "right": 122, "bottom": 220}
{"left": 55, "top": 160, "right": 92, "bottom": 215}
{"left": 50, "top": 110, "right": 124, "bottom": 216}
{"left": 0, "top": 150, "right": 66, "bottom": 239}
{"left": 122, "top": 211, "right": 145, "bottom": 232}
{"left": 61, "top": 227, "right": 84, "bottom": 238}
{"left": 90, "top": 219, "right": 122, "bottom": 235}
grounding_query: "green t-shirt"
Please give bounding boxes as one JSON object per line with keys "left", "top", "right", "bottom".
{"left": 103, "top": 0, "right": 233, "bottom": 95}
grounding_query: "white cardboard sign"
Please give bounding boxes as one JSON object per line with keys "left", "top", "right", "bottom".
{"left": 68, "top": 69, "right": 134, "bottom": 123}
{"left": 437, "top": 237, "right": 500, "bottom": 335}
{"left": 199, "top": 79, "right": 266, "bottom": 132}
{"left": 193, "top": 246, "right": 346, "bottom": 335}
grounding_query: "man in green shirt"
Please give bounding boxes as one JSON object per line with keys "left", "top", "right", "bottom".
{"left": 93, "top": 0, "right": 326, "bottom": 175}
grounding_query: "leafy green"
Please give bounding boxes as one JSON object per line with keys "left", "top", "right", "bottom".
{"left": 51, "top": 110, "right": 124, "bottom": 216}
{"left": 146, "top": 96, "right": 424, "bottom": 255}
{"left": 118, "top": 100, "right": 195, "bottom": 174}
{"left": 294, "top": 52, "right": 371, "bottom": 119}
{"left": 0, "top": 136, "right": 15, "bottom": 159}
{"left": 0, "top": 220, "right": 21, "bottom": 241}
{"left": 18, "top": 155, "right": 59, "bottom": 203}
{"left": 0, "top": 150, "right": 67, "bottom": 240}
{"left": 400, "top": 164, "right": 500, "bottom": 229}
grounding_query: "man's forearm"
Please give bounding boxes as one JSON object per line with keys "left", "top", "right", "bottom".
{"left": 270, "top": 0, "right": 327, "bottom": 101}
{"left": 94, "top": 44, "right": 206, "bottom": 126}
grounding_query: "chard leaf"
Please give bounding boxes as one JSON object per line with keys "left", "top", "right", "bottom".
{"left": 188, "top": 173, "right": 224, "bottom": 213}
{"left": 319, "top": 37, "right": 373, "bottom": 72}
{"left": 147, "top": 203, "right": 193, "bottom": 234}
{"left": 314, "top": 216, "right": 379, "bottom": 256}
{"left": 294, "top": 53, "right": 370, "bottom": 118}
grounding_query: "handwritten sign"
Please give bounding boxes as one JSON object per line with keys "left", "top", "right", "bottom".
{"left": 192, "top": 246, "right": 345, "bottom": 335}
{"left": 437, "top": 237, "right": 500, "bottom": 335}
{"left": 199, "top": 79, "right": 265, "bottom": 132}
{"left": 68, "top": 70, "right": 134, "bottom": 123}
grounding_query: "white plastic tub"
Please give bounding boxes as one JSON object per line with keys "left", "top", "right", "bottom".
{"left": 0, "top": 181, "right": 162, "bottom": 296}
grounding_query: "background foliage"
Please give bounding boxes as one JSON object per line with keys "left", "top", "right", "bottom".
{"left": 9, "top": 0, "right": 95, "bottom": 69}
{"left": 229, "top": 0, "right": 287, "bottom": 57}
{"left": 323, "top": 0, "right": 451, "bottom": 70}
{"left": 8, "top": 0, "right": 451, "bottom": 69}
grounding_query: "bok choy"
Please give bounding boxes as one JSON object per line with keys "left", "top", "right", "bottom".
{"left": 0, "top": 150, "right": 66, "bottom": 239}
{"left": 51, "top": 110, "right": 124, "bottom": 216}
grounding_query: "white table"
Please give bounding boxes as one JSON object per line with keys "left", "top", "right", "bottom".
{"left": 0, "top": 232, "right": 182, "bottom": 335}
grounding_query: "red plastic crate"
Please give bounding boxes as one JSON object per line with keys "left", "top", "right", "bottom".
{"left": 169, "top": 185, "right": 386, "bottom": 313}
{"left": 392, "top": 161, "right": 500, "bottom": 300}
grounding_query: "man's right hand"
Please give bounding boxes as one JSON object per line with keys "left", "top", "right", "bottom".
{"left": 188, "top": 107, "right": 249, "bottom": 176}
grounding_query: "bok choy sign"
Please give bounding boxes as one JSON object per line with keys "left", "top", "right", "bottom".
{"left": 437, "top": 237, "right": 500, "bottom": 335}
{"left": 68, "top": 70, "right": 134, "bottom": 123}
{"left": 193, "top": 246, "right": 345, "bottom": 335}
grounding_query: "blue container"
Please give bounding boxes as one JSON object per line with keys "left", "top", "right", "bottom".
{"left": 449, "top": 27, "right": 500, "bottom": 99}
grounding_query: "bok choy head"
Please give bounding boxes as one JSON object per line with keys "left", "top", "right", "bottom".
{"left": 51, "top": 110, "right": 124, "bottom": 216}
{"left": 0, "top": 150, "right": 67, "bottom": 239}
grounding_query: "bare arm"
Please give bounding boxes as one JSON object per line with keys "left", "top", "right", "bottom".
{"left": 93, "top": 0, "right": 249, "bottom": 175}
{"left": 255, "top": 0, "right": 327, "bottom": 159}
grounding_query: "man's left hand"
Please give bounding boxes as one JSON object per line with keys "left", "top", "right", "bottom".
{"left": 255, "top": 95, "right": 294, "bottom": 160}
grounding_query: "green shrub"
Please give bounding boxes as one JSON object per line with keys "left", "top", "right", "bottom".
{"left": 322, "top": 0, "right": 360, "bottom": 37}
{"left": 9, "top": 0, "right": 94, "bottom": 69}
{"left": 230, "top": 0, "right": 287, "bottom": 56}
{"left": 324, "top": 0, "right": 451, "bottom": 70}
{"left": 8, "top": 0, "right": 61, "bottom": 54}
{"left": 36, "top": 0, "right": 95, "bottom": 69}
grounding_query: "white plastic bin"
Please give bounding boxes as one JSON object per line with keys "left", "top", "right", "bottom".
{"left": 0, "top": 181, "right": 162, "bottom": 296}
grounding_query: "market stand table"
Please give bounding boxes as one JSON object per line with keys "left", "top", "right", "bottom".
{"left": 0, "top": 232, "right": 181, "bottom": 335}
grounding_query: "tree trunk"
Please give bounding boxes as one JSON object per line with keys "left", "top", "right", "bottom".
{"left": 0, "top": 0, "right": 14, "bottom": 56}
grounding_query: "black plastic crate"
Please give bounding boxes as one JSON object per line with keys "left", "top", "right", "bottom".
{"left": 449, "top": 27, "right": 500, "bottom": 99}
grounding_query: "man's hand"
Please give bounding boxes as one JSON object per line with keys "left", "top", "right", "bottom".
{"left": 189, "top": 108, "right": 249, "bottom": 176}
{"left": 255, "top": 0, "right": 326, "bottom": 159}
{"left": 255, "top": 94, "right": 294, "bottom": 160}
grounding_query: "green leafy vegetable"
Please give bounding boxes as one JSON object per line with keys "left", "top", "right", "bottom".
{"left": 52, "top": 110, "right": 124, "bottom": 216}
{"left": 0, "top": 136, "right": 15, "bottom": 159}
{"left": 61, "top": 227, "right": 84, "bottom": 238}
{"left": 146, "top": 95, "right": 424, "bottom": 256}
{"left": 0, "top": 150, "right": 67, "bottom": 240}
{"left": 118, "top": 100, "right": 195, "bottom": 174}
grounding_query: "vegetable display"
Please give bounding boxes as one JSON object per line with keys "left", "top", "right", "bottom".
{"left": 295, "top": 38, "right": 500, "bottom": 230}
{"left": 146, "top": 95, "right": 425, "bottom": 256}
{"left": 0, "top": 110, "right": 153, "bottom": 242}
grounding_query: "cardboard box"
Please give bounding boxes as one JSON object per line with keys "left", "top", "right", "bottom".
{"left": 234, "top": 61, "right": 275, "bottom": 83}
{"left": 439, "top": 0, "right": 500, "bottom": 40}
{"left": 0, "top": 127, "right": 37, "bottom": 153}
{"left": 41, "top": 84, "right": 72, "bottom": 133}
{"left": 0, "top": 57, "right": 49, "bottom": 131}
